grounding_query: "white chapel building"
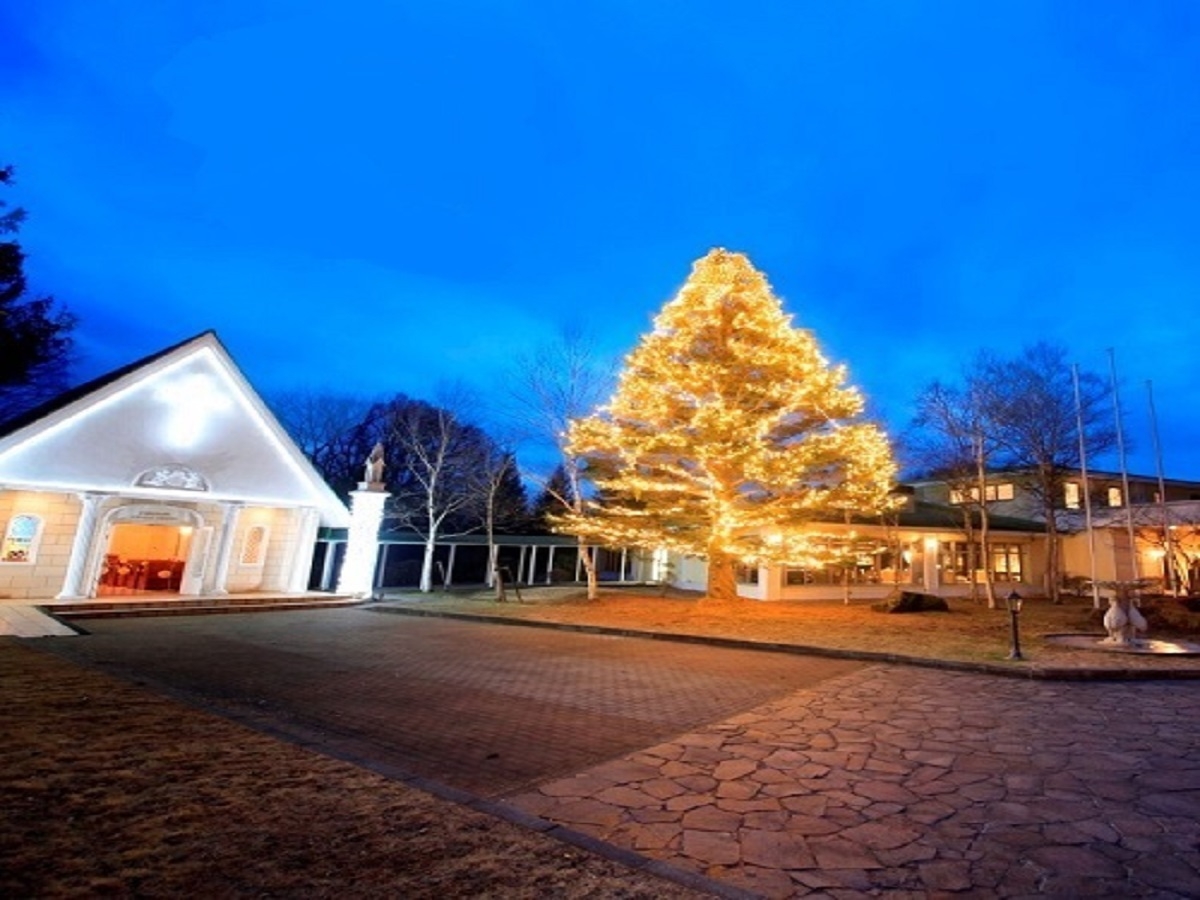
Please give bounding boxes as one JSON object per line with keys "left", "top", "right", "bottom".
{"left": 0, "top": 332, "right": 350, "bottom": 602}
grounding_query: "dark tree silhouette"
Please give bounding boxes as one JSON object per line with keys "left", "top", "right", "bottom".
{"left": 529, "top": 464, "right": 572, "bottom": 535}
{"left": 486, "top": 454, "right": 533, "bottom": 535}
{"left": 0, "top": 166, "right": 75, "bottom": 420}
{"left": 270, "top": 389, "right": 378, "bottom": 500}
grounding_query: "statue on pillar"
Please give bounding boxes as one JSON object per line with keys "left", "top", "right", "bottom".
{"left": 363, "top": 442, "right": 386, "bottom": 489}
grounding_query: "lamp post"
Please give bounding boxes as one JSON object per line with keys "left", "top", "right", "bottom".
{"left": 1006, "top": 589, "right": 1023, "bottom": 660}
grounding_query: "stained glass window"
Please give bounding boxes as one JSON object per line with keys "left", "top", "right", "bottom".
{"left": 1, "top": 514, "right": 41, "bottom": 563}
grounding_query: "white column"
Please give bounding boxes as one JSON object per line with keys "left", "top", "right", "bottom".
{"left": 545, "top": 546, "right": 556, "bottom": 584}
{"left": 285, "top": 507, "right": 321, "bottom": 593}
{"left": 445, "top": 544, "right": 457, "bottom": 588}
{"left": 923, "top": 538, "right": 940, "bottom": 592}
{"left": 319, "top": 541, "right": 338, "bottom": 590}
{"left": 208, "top": 502, "right": 243, "bottom": 595}
{"left": 620, "top": 548, "right": 628, "bottom": 582}
{"left": 374, "top": 544, "right": 387, "bottom": 593}
{"left": 526, "top": 545, "right": 537, "bottom": 583}
{"left": 337, "top": 488, "right": 388, "bottom": 598}
{"left": 375, "top": 544, "right": 390, "bottom": 593}
{"left": 57, "top": 492, "right": 107, "bottom": 599}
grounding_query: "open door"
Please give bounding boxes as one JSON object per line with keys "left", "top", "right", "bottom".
{"left": 179, "top": 526, "right": 213, "bottom": 595}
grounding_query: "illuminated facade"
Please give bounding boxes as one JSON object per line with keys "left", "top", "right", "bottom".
{"left": 0, "top": 332, "right": 350, "bottom": 601}
{"left": 912, "top": 470, "right": 1200, "bottom": 596}
{"left": 908, "top": 470, "right": 1200, "bottom": 521}
{"left": 667, "top": 496, "right": 1045, "bottom": 601}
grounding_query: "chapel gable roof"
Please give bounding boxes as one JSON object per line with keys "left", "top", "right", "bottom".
{"left": 0, "top": 331, "right": 350, "bottom": 526}
{"left": 0, "top": 331, "right": 208, "bottom": 438}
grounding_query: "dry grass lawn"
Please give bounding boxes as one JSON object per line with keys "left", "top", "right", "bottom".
{"left": 0, "top": 640, "right": 706, "bottom": 899}
{"left": 387, "top": 585, "right": 1200, "bottom": 672}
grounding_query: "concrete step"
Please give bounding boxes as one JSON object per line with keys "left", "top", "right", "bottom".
{"left": 52, "top": 595, "right": 362, "bottom": 619}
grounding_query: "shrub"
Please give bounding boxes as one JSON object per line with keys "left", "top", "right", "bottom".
{"left": 872, "top": 591, "right": 950, "bottom": 614}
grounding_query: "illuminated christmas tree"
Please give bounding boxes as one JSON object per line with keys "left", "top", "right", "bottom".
{"left": 563, "top": 248, "right": 897, "bottom": 600}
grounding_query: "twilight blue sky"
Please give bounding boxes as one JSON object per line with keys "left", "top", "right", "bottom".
{"left": 3, "top": 0, "right": 1199, "bottom": 478}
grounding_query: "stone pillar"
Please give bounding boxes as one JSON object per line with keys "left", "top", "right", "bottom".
{"left": 208, "top": 502, "right": 243, "bottom": 595}
{"left": 337, "top": 486, "right": 388, "bottom": 598}
{"left": 57, "top": 492, "right": 107, "bottom": 599}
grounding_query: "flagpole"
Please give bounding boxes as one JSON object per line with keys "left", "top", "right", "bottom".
{"left": 1147, "top": 380, "right": 1176, "bottom": 594}
{"left": 1107, "top": 348, "right": 1139, "bottom": 581}
{"left": 1072, "top": 364, "right": 1101, "bottom": 609}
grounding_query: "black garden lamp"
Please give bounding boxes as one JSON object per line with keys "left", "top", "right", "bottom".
{"left": 1006, "top": 590, "right": 1024, "bottom": 661}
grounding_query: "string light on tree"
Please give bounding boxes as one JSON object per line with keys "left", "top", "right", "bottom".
{"left": 560, "top": 248, "right": 898, "bottom": 600}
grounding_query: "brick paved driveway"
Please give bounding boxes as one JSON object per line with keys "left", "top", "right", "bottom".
{"left": 37, "top": 607, "right": 1200, "bottom": 897}
{"left": 42, "top": 608, "right": 862, "bottom": 796}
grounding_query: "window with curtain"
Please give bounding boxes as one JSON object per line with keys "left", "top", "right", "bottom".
{"left": 239, "top": 524, "right": 270, "bottom": 566}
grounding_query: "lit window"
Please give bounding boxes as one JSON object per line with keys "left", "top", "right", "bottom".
{"left": 735, "top": 563, "right": 759, "bottom": 585}
{"left": 991, "top": 543, "right": 1024, "bottom": 581}
{"left": 950, "top": 484, "right": 1012, "bottom": 504}
{"left": 936, "top": 540, "right": 1024, "bottom": 583}
{"left": 1, "top": 514, "right": 42, "bottom": 564}
{"left": 1108, "top": 487, "right": 1123, "bottom": 508}
{"left": 785, "top": 568, "right": 810, "bottom": 586}
{"left": 1064, "top": 483, "right": 1081, "bottom": 509}
{"left": 239, "top": 525, "right": 269, "bottom": 566}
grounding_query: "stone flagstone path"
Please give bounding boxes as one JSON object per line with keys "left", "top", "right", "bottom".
{"left": 506, "top": 665, "right": 1200, "bottom": 898}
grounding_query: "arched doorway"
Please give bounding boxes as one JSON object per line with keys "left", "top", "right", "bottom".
{"left": 93, "top": 504, "right": 206, "bottom": 597}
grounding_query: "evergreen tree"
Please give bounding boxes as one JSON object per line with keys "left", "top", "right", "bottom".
{"left": 529, "top": 465, "right": 572, "bottom": 535}
{"left": 563, "top": 249, "right": 896, "bottom": 600}
{"left": 489, "top": 452, "right": 533, "bottom": 534}
{"left": 0, "top": 166, "right": 75, "bottom": 420}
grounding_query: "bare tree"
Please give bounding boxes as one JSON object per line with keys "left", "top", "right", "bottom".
{"left": 1129, "top": 503, "right": 1200, "bottom": 595}
{"left": 979, "top": 343, "right": 1116, "bottom": 603}
{"left": 504, "top": 326, "right": 615, "bottom": 599}
{"left": 270, "top": 389, "right": 378, "bottom": 498}
{"left": 377, "top": 387, "right": 495, "bottom": 593}
{"left": 910, "top": 377, "right": 1000, "bottom": 608}
{"left": 471, "top": 440, "right": 528, "bottom": 598}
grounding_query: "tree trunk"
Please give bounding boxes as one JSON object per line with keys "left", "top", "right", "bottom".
{"left": 578, "top": 539, "right": 599, "bottom": 600}
{"left": 1044, "top": 496, "right": 1061, "bottom": 603}
{"left": 706, "top": 551, "right": 738, "bottom": 601}
{"left": 960, "top": 505, "right": 978, "bottom": 603}
{"left": 419, "top": 535, "right": 436, "bottom": 593}
{"left": 975, "top": 444, "right": 997, "bottom": 610}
